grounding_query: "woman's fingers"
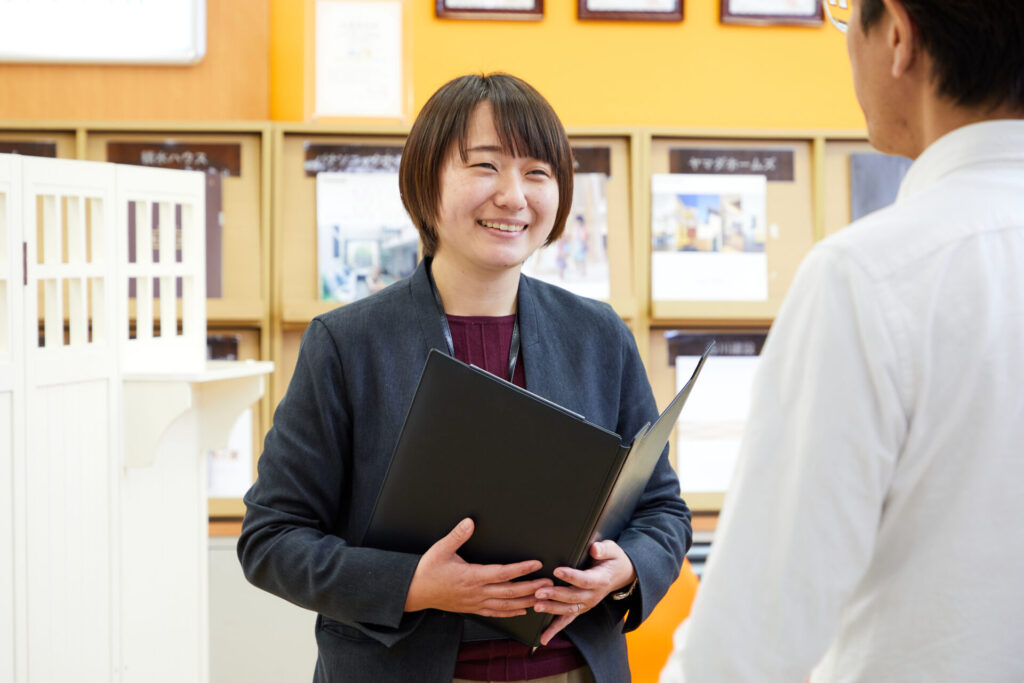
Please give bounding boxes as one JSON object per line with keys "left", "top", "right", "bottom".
{"left": 482, "top": 577, "right": 552, "bottom": 599}
{"left": 539, "top": 615, "right": 577, "bottom": 646}
{"left": 533, "top": 582, "right": 595, "bottom": 615}
{"left": 477, "top": 610, "right": 528, "bottom": 618}
{"left": 533, "top": 597, "right": 592, "bottom": 615}
{"left": 554, "top": 567, "right": 595, "bottom": 588}
{"left": 475, "top": 559, "right": 544, "bottom": 584}
{"left": 481, "top": 594, "right": 543, "bottom": 612}
{"left": 534, "top": 582, "right": 594, "bottom": 604}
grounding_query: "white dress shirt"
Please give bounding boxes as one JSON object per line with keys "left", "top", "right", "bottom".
{"left": 660, "top": 119, "right": 1024, "bottom": 683}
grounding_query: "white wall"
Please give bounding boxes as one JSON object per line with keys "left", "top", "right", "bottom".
{"left": 208, "top": 537, "right": 317, "bottom": 683}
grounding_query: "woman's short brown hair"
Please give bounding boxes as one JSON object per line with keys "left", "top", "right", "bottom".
{"left": 399, "top": 73, "right": 574, "bottom": 257}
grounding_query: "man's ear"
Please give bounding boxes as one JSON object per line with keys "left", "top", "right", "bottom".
{"left": 882, "top": 0, "right": 918, "bottom": 78}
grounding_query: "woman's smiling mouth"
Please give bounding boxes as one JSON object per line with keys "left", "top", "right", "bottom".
{"left": 478, "top": 219, "right": 527, "bottom": 233}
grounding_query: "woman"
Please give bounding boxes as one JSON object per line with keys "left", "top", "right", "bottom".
{"left": 238, "top": 73, "right": 691, "bottom": 683}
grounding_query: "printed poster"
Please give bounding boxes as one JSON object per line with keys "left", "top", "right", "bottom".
{"left": 316, "top": 172, "right": 419, "bottom": 303}
{"left": 522, "top": 172, "right": 610, "bottom": 300}
{"left": 672, "top": 332, "right": 765, "bottom": 493}
{"left": 207, "top": 408, "right": 254, "bottom": 499}
{"left": 651, "top": 173, "right": 768, "bottom": 301}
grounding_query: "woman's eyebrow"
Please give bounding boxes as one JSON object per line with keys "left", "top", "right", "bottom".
{"left": 465, "top": 145, "right": 504, "bottom": 154}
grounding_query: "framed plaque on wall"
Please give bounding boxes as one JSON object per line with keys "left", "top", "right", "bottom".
{"left": 578, "top": 0, "right": 683, "bottom": 22}
{"left": 437, "top": 0, "right": 543, "bottom": 20}
{"left": 721, "top": 0, "right": 823, "bottom": 26}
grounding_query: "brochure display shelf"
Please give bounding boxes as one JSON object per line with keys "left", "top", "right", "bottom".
{"left": 2, "top": 121, "right": 873, "bottom": 519}
{"left": 268, "top": 123, "right": 874, "bottom": 514}
{"left": 272, "top": 124, "right": 409, "bottom": 409}
{"left": 0, "top": 124, "right": 79, "bottom": 159}
{"left": 0, "top": 120, "right": 275, "bottom": 518}
{"left": 271, "top": 124, "right": 644, "bottom": 409}
{"left": 85, "top": 123, "right": 273, "bottom": 517}
{"left": 0, "top": 122, "right": 272, "bottom": 335}
{"left": 0, "top": 153, "right": 272, "bottom": 682}
{"left": 82, "top": 122, "right": 272, "bottom": 328}
{"left": 645, "top": 128, "right": 817, "bottom": 327}
{"left": 643, "top": 129, "right": 870, "bottom": 510}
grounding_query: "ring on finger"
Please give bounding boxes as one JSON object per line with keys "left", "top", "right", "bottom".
{"left": 575, "top": 602, "right": 583, "bottom": 613}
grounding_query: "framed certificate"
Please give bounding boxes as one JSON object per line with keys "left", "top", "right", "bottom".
{"left": 437, "top": 0, "right": 543, "bottom": 20}
{"left": 721, "top": 0, "right": 822, "bottom": 25}
{"left": 578, "top": 0, "right": 683, "bottom": 22}
{"left": 313, "top": 0, "right": 409, "bottom": 121}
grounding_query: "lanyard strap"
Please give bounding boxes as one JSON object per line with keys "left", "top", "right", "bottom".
{"left": 426, "top": 261, "right": 521, "bottom": 383}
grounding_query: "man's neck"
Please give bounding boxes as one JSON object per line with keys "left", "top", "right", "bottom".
{"left": 914, "top": 100, "right": 1024, "bottom": 158}
{"left": 429, "top": 254, "right": 520, "bottom": 317}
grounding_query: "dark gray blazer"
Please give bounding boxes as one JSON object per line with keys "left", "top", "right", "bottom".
{"left": 238, "top": 260, "right": 692, "bottom": 683}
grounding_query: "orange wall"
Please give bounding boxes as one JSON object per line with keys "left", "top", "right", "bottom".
{"left": 0, "top": 0, "right": 269, "bottom": 122}
{"left": 0, "top": 0, "right": 865, "bottom": 131}
{"left": 270, "top": 0, "right": 865, "bottom": 131}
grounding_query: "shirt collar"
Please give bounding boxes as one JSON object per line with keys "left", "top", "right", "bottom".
{"left": 897, "top": 119, "right": 1024, "bottom": 202}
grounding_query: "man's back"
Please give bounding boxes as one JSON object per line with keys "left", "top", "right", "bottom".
{"left": 811, "top": 120, "right": 1024, "bottom": 680}
{"left": 660, "top": 0, "right": 1024, "bottom": 679}
{"left": 665, "top": 120, "right": 1024, "bottom": 682}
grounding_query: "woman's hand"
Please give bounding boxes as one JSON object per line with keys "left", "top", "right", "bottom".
{"left": 533, "top": 540, "right": 637, "bottom": 645}
{"left": 405, "top": 518, "right": 553, "bottom": 617}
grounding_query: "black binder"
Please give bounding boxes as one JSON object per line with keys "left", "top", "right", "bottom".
{"left": 362, "top": 342, "right": 713, "bottom": 647}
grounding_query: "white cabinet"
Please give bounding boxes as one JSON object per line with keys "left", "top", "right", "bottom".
{"left": 0, "top": 154, "right": 271, "bottom": 683}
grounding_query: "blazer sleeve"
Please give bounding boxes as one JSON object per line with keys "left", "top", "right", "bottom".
{"left": 609, "top": 319, "right": 693, "bottom": 632}
{"left": 237, "top": 319, "right": 424, "bottom": 647}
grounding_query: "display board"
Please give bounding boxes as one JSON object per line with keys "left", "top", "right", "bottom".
{"left": 649, "top": 135, "right": 815, "bottom": 326}
{"left": 86, "top": 131, "right": 267, "bottom": 324}
{"left": 207, "top": 327, "right": 264, "bottom": 517}
{"left": 528, "top": 136, "right": 637, "bottom": 318}
{"left": 0, "top": 131, "right": 77, "bottom": 159}
{"left": 276, "top": 130, "right": 409, "bottom": 327}
{"left": 1, "top": 121, "right": 868, "bottom": 516}
{"left": 822, "top": 137, "right": 881, "bottom": 236}
{"left": 1, "top": 122, "right": 273, "bottom": 518}
{"left": 648, "top": 328, "right": 768, "bottom": 511}
{"left": 272, "top": 126, "right": 640, "bottom": 407}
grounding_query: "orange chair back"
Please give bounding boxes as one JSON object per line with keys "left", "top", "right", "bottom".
{"left": 625, "top": 559, "right": 699, "bottom": 683}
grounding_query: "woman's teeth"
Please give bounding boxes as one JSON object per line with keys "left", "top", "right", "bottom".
{"left": 479, "top": 220, "right": 526, "bottom": 233}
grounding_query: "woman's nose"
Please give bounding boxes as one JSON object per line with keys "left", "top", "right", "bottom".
{"left": 494, "top": 172, "right": 527, "bottom": 211}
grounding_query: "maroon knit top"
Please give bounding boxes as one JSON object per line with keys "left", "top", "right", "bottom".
{"left": 446, "top": 313, "right": 586, "bottom": 681}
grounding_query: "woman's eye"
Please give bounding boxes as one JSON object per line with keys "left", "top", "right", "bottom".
{"left": 529, "top": 168, "right": 551, "bottom": 177}
{"left": 473, "top": 162, "right": 497, "bottom": 171}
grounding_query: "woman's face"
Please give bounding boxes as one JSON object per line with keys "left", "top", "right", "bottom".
{"left": 434, "top": 101, "right": 559, "bottom": 276}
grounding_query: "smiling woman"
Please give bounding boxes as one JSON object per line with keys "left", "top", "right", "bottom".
{"left": 400, "top": 74, "right": 574, "bottom": 260}
{"left": 237, "top": 72, "right": 692, "bottom": 683}
{"left": 430, "top": 101, "right": 560, "bottom": 306}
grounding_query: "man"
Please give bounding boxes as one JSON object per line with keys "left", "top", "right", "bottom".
{"left": 660, "top": 0, "right": 1024, "bottom": 681}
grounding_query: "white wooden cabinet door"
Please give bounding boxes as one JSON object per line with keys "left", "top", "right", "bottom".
{"left": 6, "top": 153, "right": 210, "bottom": 683}
{"left": 19, "top": 156, "right": 122, "bottom": 683}
{"left": 0, "top": 153, "right": 25, "bottom": 683}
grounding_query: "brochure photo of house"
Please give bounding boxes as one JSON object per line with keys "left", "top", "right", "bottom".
{"left": 316, "top": 172, "right": 419, "bottom": 303}
{"left": 650, "top": 173, "right": 768, "bottom": 301}
{"left": 522, "top": 172, "right": 611, "bottom": 300}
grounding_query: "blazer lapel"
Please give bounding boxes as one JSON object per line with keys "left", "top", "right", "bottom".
{"left": 518, "top": 275, "right": 564, "bottom": 402}
{"left": 410, "top": 258, "right": 451, "bottom": 357}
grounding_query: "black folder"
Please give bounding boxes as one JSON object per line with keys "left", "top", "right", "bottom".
{"left": 362, "top": 342, "right": 713, "bottom": 647}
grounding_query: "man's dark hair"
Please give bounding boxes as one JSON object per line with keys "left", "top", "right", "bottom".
{"left": 860, "top": 0, "right": 1024, "bottom": 111}
{"left": 399, "top": 73, "right": 573, "bottom": 257}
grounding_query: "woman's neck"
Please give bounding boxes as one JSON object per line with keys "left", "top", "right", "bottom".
{"left": 429, "top": 254, "right": 520, "bottom": 317}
